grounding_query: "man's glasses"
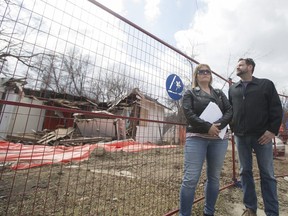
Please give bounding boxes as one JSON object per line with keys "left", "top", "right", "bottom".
{"left": 197, "top": 70, "right": 211, "bottom": 75}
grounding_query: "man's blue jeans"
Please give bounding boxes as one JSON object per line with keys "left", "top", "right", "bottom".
{"left": 235, "top": 135, "right": 279, "bottom": 216}
{"left": 179, "top": 137, "right": 228, "bottom": 216}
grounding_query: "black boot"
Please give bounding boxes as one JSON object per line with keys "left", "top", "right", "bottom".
{"left": 203, "top": 213, "right": 214, "bottom": 216}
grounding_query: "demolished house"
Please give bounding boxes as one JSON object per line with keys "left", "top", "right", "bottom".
{"left": 0, "top": 77, "right": 97, "bottom": 143}
{"left": 107, "top": 88, "right": 170, "bottom": 144}
{"left": 0, "top": 79, "right": 178, "bottom": 145}
{"left": 73, "top": 111, "right": 126, "bottom": 141}
{"left": 74, "top": 88, "right": 172, "bottom": 144}
{"left": 0, "top": 78, "right": 45, "bottom": 140}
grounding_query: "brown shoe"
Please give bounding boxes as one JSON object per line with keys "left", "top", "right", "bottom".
{"left": 241, "top": 208, "right": 257, "bottom": 216}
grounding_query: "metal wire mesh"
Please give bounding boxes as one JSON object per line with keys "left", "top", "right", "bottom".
{"left": 1, "top": 0, "right": 287, "bottom": 216}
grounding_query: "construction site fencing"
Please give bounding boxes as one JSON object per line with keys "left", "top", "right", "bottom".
{"left": 0, "top": 0, "right": 287, "bottom": 215}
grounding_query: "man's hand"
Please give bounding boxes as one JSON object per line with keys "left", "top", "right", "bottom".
{"left": 258, "top": 130, "right": 275, "bottom": 145}
{"left": 208, "top": 123, "right": 221, "bottom": 137}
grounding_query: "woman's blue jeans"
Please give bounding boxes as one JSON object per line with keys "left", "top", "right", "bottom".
{"left": 179, "top": 137, "right": 228, "bottom": 216}
{"left": 235, "top": 135, "right": 279, "bottom": 216}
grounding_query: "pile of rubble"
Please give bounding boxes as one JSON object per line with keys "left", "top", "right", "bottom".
{"left": 5, "top": 126, "right": 113, "bottom": 146}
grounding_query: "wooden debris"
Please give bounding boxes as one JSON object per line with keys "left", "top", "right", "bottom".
{"left": 59, "top": 137, "right": 112, "bottom": 145}
{"left": 6, "top": 133, "right": 42, "bottom": 143}
{"left": 37, "top": 127, "right": 74, "bottom": 145}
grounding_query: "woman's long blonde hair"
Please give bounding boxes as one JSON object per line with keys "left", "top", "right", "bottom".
{"left": 192, "top": 63, "right": 213, "bottom": 88}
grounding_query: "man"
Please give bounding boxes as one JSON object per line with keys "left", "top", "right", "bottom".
{"left": 228, "top": 58, "right": 283, "bottom": 216}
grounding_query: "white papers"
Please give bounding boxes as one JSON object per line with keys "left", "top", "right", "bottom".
{"left": 199, "top": 102, "right": 227, "bottom": 139}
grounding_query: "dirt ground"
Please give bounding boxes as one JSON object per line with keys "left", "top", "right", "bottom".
{"left": 0, "top": 142, "right": 287, "bottom": 216}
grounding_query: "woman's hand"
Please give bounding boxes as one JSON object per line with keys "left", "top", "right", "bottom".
{"left": 208, "top": 123, "right": 221, "bottom": 137}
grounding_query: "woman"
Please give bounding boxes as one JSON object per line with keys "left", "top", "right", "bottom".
{"left": 179, "top": 64, "right": 232, "bottom": 216}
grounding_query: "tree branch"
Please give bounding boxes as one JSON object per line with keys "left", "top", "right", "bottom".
{"left": 0, "top": 52, "right": 51, "bottom": 70}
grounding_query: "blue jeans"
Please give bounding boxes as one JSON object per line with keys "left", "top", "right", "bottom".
{"left": 235, "top": 135, "right": 279, "bottom": 216}
{"left": 179, "top": 137, "right": 228, "bottom": 216}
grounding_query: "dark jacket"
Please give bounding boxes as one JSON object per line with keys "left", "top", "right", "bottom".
{"left": 182, "top": 87, "right": 233, "bottom": 133}
{"left": 228, "top": 76, "right": 283, "bottom": 136}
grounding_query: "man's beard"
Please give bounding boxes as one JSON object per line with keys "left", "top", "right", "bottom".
{"left": 237, "top": 70, "right": 246, "bottom": 77}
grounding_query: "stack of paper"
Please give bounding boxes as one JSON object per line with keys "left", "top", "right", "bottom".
{"left": 199, "top": 102, "right": 227, "bottom": 139}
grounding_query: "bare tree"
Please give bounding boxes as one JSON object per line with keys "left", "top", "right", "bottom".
{"left": 0, "top": 0, "right": 49, "bottom": 77}
{"left": 32, "top": 53, "right": 64, "bottom": 92}
{"left": 106, "top": 73, "right": 133, "bottom": 101}
{"left": 62, "top": 49, "right": 90, "bottom": 97}
{"left": 33, "top": 47, "right": 138, "bottom": 103}
{"left": 31, "top": 48, "right": 90, "bottom": 96}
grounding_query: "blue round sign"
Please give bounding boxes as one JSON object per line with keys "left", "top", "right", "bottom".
{"left": 166, "top": 74, "right": 184, "bottom": 100}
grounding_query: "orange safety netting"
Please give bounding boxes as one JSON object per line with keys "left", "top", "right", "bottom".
{"left": 0, "top": 140, "right": 177, "bottom": 170}
{"left": 96, "top": 139, "right": 177, "bottom": 152}
{"left": 0, "top": 141, "right": 97, "bottom": 170}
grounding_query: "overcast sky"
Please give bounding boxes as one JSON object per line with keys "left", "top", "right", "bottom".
{"left": 96, "top": 0, "right": 288, "bottom": 93}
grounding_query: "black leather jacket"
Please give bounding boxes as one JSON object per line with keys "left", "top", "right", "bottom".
{"left": 228, "top": 77, "right": 283, "bottom": 136}
{"left": 182, "top": 87, "right": 233, "bottom": 133}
